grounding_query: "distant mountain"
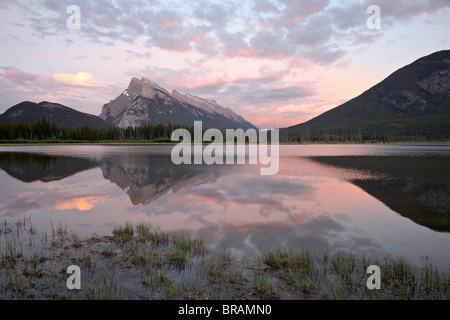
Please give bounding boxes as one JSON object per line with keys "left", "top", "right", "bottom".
{"left": 283, "top": 50, "right": 450, "bottom": 141}
{"left": 99, "top": 77, "right": 257, "bottom": 130}
{"left": 0, "top": 101, "right": 112, "bottom": 129}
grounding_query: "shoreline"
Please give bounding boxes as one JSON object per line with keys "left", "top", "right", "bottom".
{"left": 1, "top": 219, "right": 448, "bottom": 300}
{"left": 1, "top": 141, "right": 450, "bottom": 147}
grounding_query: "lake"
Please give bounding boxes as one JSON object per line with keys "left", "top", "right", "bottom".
{"left": 0, "top": 144, "right": 449, "bottom": 269}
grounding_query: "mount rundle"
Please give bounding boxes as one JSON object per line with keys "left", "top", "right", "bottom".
{"left": 100, "top": 77, "right": 257, "bottom": 130}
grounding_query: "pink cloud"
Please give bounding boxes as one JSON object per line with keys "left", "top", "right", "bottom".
{"left": 155, "top": 18, "right": 179, "bottom": 32}
{"left": 186, "top": 30, "right": 207, "bottom": 46}
{"left": 166, "top": 72, "right": 284, "bottom": 91}
{"left": 290, "top": 57, "right": 315, "bottom": 69}
{"left": 233, "top": 72, "right": 283, "bottom": 84}
{"left": 191, "top": 77, "right": 227, "bottom": 88}
{"left": 155, "top": 38, "right": 191, "bottom": 52}
{"left": 221, "top": 46, "right": 291, "bottom": 61}
{"left": 1, "top": 66, "right": 39, "bottom": 83}
{"left": 259, "top": 21, "right": 274, "bottom": 32}
{"left": 53, "top": 72, "right": 105, "bottom": 87}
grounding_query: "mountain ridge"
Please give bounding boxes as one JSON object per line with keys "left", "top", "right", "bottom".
{"left": 100, "top": 77, "right": 257, "bottom": 130}
{"left": 283, "top": 50, "right": 450, "bottom": 141}
{"left": 0, "top": 77, "right": 257, "bottom": 132}
{"left": 0, "top": 101, "right": 112, "bottom": 129}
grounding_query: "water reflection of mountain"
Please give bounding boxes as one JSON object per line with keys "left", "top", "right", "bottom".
{"left": 0, "top": 152, "right": 228, "bottom": 206}
{"left": 100, "top": 154, "right": 227, "bottom": 205}
{"left": 0, "top": 152, "right": 99, "bottom": 182}
{"left": 309, "top": 156, "right": 450, "bottom": 232}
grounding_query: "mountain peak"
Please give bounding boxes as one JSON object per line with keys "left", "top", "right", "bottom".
{"left": 128, "top": 77, "right": 170, "bottom": 96}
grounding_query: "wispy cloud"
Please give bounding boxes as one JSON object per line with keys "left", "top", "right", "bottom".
{"left": 0, "top": 66, "right": 39, "bottom": 83}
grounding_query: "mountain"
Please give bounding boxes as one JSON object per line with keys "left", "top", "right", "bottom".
{"left": 283, "top": 50, "right": 450, "bottom": 141}
{"left": 99, "top": 77, "right": 257, "bottom": 130}
{"left": 0, "top": 101, "right": 112, "bottom": 129}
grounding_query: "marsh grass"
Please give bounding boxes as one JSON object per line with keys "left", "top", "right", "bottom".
{"left": 101, "top": 245, "right": 115, "bottom": 258}
{"left": 204, "top": 258, "right": 226, "bottom": 283}
{"left": 167, "top": 246, "right": 188, "bottom": 269}
{"left": 83, "top": 271, "right": 124, "bottom": 300}
{"left": 112, "top": 224, "right": 134, "bottom": 244}
{"left": 0, "top": 220, "right": 449, "bottom": 300}
{"left": 135, "top": 224, "right": 169, "bottom": 246}
{"left": 252, "top": 269, "right": 279, "bottom": 299}
{"left": 419, "top": 258, "right": 449, "bottom": 300}
{"left": 172, "top": 234, "right": 205, "bottom": 256}
{"left": 262, "top": 249, "right": 315, "bottom": 274}
{"left": 132, "top": 247, "right": 162, "bottom": 271}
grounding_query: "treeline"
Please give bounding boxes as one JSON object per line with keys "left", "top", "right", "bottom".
{"left": 0, "top": 117, "right": 195, "bottom": 142}
{"left": 282, "top": 114, "right": 450, "bottom": 143}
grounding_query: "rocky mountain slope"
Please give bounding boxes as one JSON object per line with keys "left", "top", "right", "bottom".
{"left": 100, "top": 77, "right": 257, "bottom": 130}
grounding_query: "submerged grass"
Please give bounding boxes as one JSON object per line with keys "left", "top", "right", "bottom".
{"left": 172, "top": 234, "right": 205, "bottom": 256}
{"left": 263, "top": 249, "right": 315, "bottom": 274}
{"left": 112, "top": 224, "right": 134, "bottom": 244}
{"left": 83, "top": 271, "right": 124, "bottom": 300}
{"left": 0, "top": 220, "right": 449, "bottom": 300}
{"left": 135, "top": 224, "right": 169, "bottom": 246}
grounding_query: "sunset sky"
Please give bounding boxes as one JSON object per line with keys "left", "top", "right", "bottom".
{"left": 0, "top": 0, "right": 449, "bottom": 129}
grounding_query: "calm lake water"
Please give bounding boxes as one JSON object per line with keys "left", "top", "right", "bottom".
{"left": 0, "top": 144, "right": 449, "bottom": 269}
